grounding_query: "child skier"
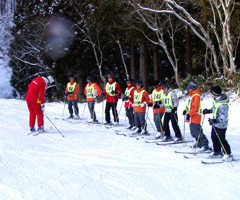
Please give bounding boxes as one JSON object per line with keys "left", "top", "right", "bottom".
{"left": 65, "top": 74, "right": 80, "bottom": 119}
{"left": 161, "top": 82, "right": 182, "bottom": 142}
{"left": 203, "top": 86, "right": 233, "bottom": 161}
{"left": 133, "top": 80, "right": 150, "bottom": 135}
{"left": 183, "top": 81, "right": 210, "bottom": 151}
{"left": 84, "top": 76, "right": 101, "bottom": 123}
{"left": 148, "top": 80, "right": 165, "bottom": 139}
{"left": 122, "top": 78, "right": 136, "bottom": 130}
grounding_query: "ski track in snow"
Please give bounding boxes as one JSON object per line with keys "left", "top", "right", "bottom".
{"left": 0, "top": 99, "right": 240, "bottom": 200}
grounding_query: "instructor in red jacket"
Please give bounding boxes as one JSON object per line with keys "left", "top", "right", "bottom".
{"left": 26, "top": 75, "right": 54, "bottom": 133}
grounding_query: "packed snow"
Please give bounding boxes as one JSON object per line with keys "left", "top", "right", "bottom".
{"left": 0, "top": 89, "right": 240, "bottom": 199}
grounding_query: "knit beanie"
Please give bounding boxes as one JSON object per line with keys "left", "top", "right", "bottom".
{"left": 211, "top": 86, "right": 222, "bottom": 96}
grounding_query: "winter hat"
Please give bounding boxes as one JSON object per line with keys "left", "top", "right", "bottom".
{"left": 47, "top": 75, "right": 54, "bottom": 84}
{"left": 43, "top": 75, "right": 54, "bottom": 85}
{"left": 187, "top": 81, "right": 198, "bottom": 90}
{"left": 87, "top": 76, "right": 94, "bottom": 82}
{"left": 126, "top": 78, "right": 134, "bottom": 84}
{"left": 107, "top": 74, "right": 114, "bottom": 79}
{"left": 69, "top": 74, "right": 75, "bottom": 79}
{"left": 211, "top": 86, "right": 222, "bottom": 96}
{"left": 136, "top": 80, "right": 143, "bottom": 85}
{"left": 162, "top": 82, "right": 169, "bottom": 89}
{"left": 153, "top": 80, "right": 161, "bottom": 86}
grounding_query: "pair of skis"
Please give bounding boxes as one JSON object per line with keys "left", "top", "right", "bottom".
{"left": 174, "top": 150, "right": 239, "bottom": 164}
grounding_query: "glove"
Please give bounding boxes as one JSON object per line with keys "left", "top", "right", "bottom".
{"left": 208, "top": 118, "right": 217, "bottom": 126}
{"left": 69, "top": 92, "right": 73, "bottom": 95}
{"left": 40, "top": 104, "right": 45, "bottom": 112}
{"left": 140, "top": 102, "right": 146, "bottom": 108}
{"left": 153, "top": 104, "right": 160, "bottom": 109}
{"left": 122, "top": 95, "right": 129, "bottom": 101}
{"left": 186, "top": 114, "right": 190, "bottom": 120}
{"left": 203, "top": 108, "right": 211, "bottom": 114}
{"left": 65, "top": 91, "right": 70, "bottom": 96}
{"left": 111, "top": 90, "right": 117, "bottom": 94}
{"left": 171, "top": 107, "right": 177, "bottom": 113}
{"left": 148, "top": 103, "right": 153, "bottom": 107}
{"left": 183, "top": 110, "right": 186, "bottom": 115}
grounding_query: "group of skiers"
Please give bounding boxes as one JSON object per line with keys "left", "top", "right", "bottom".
{"left": 26, "top": 73, "right": 233, "bottom": 162}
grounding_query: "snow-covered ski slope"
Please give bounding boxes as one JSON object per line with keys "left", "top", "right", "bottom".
{"left": 0, "top": 97, "right": 240, "bottom": 200}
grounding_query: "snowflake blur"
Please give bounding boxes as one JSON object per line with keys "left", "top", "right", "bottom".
{"left": 43, "top": 16, "right": 74, "bottom": 59}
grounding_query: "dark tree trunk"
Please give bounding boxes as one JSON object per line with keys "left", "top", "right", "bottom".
{"left": 139, "top": 37, "right": 148, "bottom": 90}
{"left": 186, "top": 25, "right": 192, "bottom": 75}
{"left": 153, "top": 33, "right": 159, "bottom": 81}
{"left": 130, "top": 41, "right": 136, "bottom": 82}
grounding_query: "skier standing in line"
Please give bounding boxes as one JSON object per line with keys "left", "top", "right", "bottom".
{"left": 101, "top": 74, "right": 121, "bottom": 125}
{"left": 203, "top": 86, "right": 233, "bottom": 161}
{"left": 183, "top": 81, "right": 210, "bottom": 151}
{"left": 65, "top": 74, "right": 80, "bottom": 119}
{"left": 122, "top": 78, "right": 136, "bottom": 130}
{"left": 84, "top": 76, "right": 102, "bottom": 123}
{"left": 26, "top": 75, "right": 54, "bottom": 133}
{"left": 161, "top": 82, "right": 182, "bottom": 142}
{"left": 133, "top": 80, "right": 150, "bottom": 135}
{"left": 148, "top": 80, "right": 165, "bottom": 139}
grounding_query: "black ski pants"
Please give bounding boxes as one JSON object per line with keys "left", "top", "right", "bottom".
{"left": 211, "top": 127, "right": 231, "bottom": 155}
{"left": 105, "top": 102, "right": 118, "bottom": 123}
{"left": 163, "top": 112, "right": 182, "bottom": 138}
{"left": 126, "top": 107, "right": 135, "bottom": 127}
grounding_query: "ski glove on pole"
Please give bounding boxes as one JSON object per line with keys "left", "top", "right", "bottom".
{"left": 186, "top": 114, "right": 190, "bottom": 120}
{"left": 208, "top": 118, "right": 217, "bottom": 126}
{"left": 203, "top": 108, "right": 211, "bottom": 114}
{"left": 41, "top": 104, "right": 45, "bottom": 112}
{"left": 183, "top": 110, "right": 186, "bottom": 115}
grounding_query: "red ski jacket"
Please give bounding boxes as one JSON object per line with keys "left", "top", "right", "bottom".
{"left": 26, "top": 76, "right": 46, "bottom": 104}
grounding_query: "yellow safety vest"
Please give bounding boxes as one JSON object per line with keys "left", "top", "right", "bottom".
{"left": 134, "top": 90, "right": 145, "bottom": 106}
{"left": 125, "top": 87, "right": 134, "bottom": 103}
{"left": 152, "top": 89, "right": 164, "bottom": 104}
{"left": 163, "top": 91, "right": 173, "bottom": 111}
{"left": 67, "top": 82, "right": 77, "bottom": 93}
{"left": 212, "top": 100, "right": 228, "bottom": 120}
{"left": 86, "top": 84, "right": 95, "bottom": 98}
{"left": 106, "top": 82, "right": 117, "bottom": 96}
{"left": 186, "top": 94, "right": 202, "bottom": 115}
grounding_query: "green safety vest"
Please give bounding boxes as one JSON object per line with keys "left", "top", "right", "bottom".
{"left": 152, "top": 89, "right": 164, "bottom": 104}
{"left": 163, "top": 91, "right": 173, "bottom": 111}
{"left": 125, "top": 87, "right": 134, "bottom": 103}
{"left": 67, "top": 82, "right": 77, "bottom": 93}
{"left": 134, "top": 90, "right": 145, "bottom": 106}
{"left": 86, "top": 84, "right": 95, "bottom": 98}
{"left": 212, "top": 100, "right": 229, "bottom": 120}
{"left": 106, "top": 82, "right": 117, "bottom": 96}
{"left": 186, "top": 94, "right": 202, "bottom": 115}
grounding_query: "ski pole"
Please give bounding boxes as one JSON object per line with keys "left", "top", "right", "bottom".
{"left": 212, "top": 124, "right": 233, "bottom": 166}
{"left": 143, "top": 106, "right": 150, "bottom": 132}
{"left": 62, "top": 98, "right": 67, "bottom": 119}
{"left": 45, "top": 114, "right": 64, "bottom": 137}
{"left": 81, "top": 102, "right": 86, "bottom": 118}
{"left": 156, "top": 107, "right": 164, "bottom": 138}
{"left": 147, "top": 115, "right": 157, "bottom": 134}
{"left": 172, "top": 108, "right": 183, "bottom": 138}
{"left": 193, "top": 114, "right": 206, "bottom": 152}
{"left": 183, "top": 115, "right": 186, "bottom": 142}
{"left": 211, "top": 123, "right": 228, "bottom": 155}
{"left": 114, "top": 100, "right": 124, "bottom": 126}
{"left": 102, "top": 95, "right": 104, "bottom": 124}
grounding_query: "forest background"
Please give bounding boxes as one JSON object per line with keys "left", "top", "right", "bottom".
{"left": 1, "top": 0, "right": 240, "bottom": 101}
